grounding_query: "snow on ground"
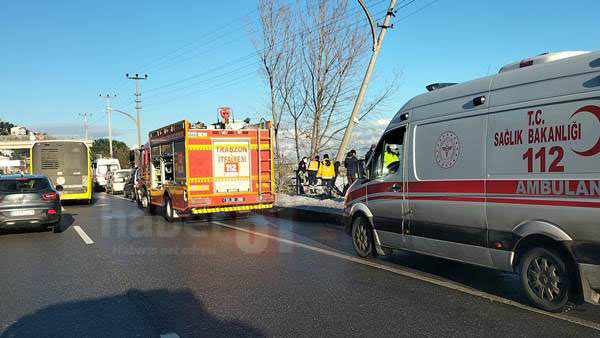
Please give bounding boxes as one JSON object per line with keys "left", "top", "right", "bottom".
{"left": 274, "top": 193, "right": 344, "bottom": 211}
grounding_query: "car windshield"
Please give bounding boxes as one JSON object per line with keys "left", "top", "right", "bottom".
{"left": 0, "top": 178, "right": 49, "bottom": 192}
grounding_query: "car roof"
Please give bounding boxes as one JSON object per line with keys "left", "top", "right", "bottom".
{"left": 0, "top": 174, "right": 48, "bottom": 180}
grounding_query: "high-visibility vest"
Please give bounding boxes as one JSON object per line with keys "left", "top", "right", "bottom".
{"left": 383, "top": 151, "right": 399, "bottom": 168}
{"left": 317, "top": 161, "right": 335, "bottom": 179}
{"left": 308, "top": 160, "right": 320, "bottom": 171}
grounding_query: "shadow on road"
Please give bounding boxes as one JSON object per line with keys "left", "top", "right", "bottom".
{"left": 0, "top": 288, "right": 265, "bottom": 337}
{"left": 0, "top": 213, "right": 75, "bottom": 236}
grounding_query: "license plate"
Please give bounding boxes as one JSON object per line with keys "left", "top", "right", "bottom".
{"left": 223, "top": 197, "right": 245, "bottom": 203}
{"left": 11, "top": 210, "right": 35, "bottom": 216}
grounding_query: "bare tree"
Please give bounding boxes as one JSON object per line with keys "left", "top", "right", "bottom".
{"left": 251, "top": 0, "right": 296, "bottom": 161}
{"left": 252, "top": 0, "right": 399, "bottom": 183}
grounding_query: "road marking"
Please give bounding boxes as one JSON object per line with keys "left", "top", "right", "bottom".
{"left": 73, "top": 225, "right": 94, "bottom": 245}
{"left": 160, "top": 334, "right": 180, "bottom": 338}
{"left": 113, "top": 195, "right": 132, "bottom": 201}
{"left": 214, "top": 221, "right": 600, "bottom": 332}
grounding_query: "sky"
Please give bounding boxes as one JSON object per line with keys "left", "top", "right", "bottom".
{"left": 1, "top": 0, "right": 599, "bottom": 150}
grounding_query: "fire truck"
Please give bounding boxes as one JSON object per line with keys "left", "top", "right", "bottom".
{"left": 137, "top": 114, "right": 275, "bottom": 221}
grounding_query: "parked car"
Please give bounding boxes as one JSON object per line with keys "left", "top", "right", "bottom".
{"left": 344, "top": 51, "right": 600, "bottom": 313}
{"left": 123, "top": 167, "right": 138, "bottom": 201}
{"left": 0, "top": 174, "right": 62, "bottom": 232}
{"left": 106, "top": 169, "right": 131, "bottom": 195}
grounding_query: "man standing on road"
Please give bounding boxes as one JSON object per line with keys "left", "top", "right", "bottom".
{"left": 344, "top": 150, "right": 359, "bottom": 185}
{"left": 307, "top": 155, "right": 320, "bottom": 194}
{"left": 364, "top": 144, "right": 376, "bottom": 163}
{"left": 296, "top": 157, "right": 307, "bottom": 195}
{"left": 317, "top": 154, "right": 335, "bottom": 198}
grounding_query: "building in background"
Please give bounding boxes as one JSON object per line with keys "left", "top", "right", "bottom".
{"left": 10, "top": 126, "right": 27, "bottom": 136}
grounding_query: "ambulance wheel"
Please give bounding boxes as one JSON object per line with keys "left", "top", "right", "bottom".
{"left": 519, "top": 247, "right": 575, "bottom": 312}
{"left": 351, "top": 216, "right": 374, "bottom": 258}
{"left": 164, "top": 197, "right": 175, "bottom": 223}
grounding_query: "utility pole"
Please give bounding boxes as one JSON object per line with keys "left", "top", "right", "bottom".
{"left": 100, "top": 94, "right": 116, "bottom": 158}
{"left": 126, "top": 73, "right": 148, "bottom": 147}
{"left": 79, "top": 112, "right": 92, "bottom": 141}
{"left": 335, "top": 0, "right": 397, "bottom": 162}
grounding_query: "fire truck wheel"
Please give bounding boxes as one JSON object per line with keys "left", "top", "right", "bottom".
{"left": 164, "top": 196, "right": 175, "bottom": 223}
{"left": 143, "top": 191, "right": 156, "bottom": 214}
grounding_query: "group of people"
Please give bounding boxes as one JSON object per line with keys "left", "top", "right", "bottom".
{"left": 295, "top": 149, "right": 361, "bottom": 198}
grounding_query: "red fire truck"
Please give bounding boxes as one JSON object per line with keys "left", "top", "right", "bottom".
{"left": 137, "top": 116, "right": 275, "bottom": 221}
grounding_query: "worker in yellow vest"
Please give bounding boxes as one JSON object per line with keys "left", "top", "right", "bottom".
{"left": 383, "top": 145, "right": 400, "bottom": 174}
{"left": 307, "top": 155, "right": 320, "bottom": 193}
{"left": 317, "top": 154, "right": 336, "bottom": 197}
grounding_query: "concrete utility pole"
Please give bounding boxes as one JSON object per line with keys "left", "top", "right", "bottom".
{"left": 79, "top": 112, "right": 92, "bottom": 140}
{"left": 100, "top": 94, "right": 116, "bottom": 158}
{"left": 335, "top": 0, "right": 397, "bottom": 162}
{"left": 126, "top": 73, "right": 148, "bottom": 147}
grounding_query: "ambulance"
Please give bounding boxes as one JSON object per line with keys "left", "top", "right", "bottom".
{"left": 137, "top": 112, "right": 275, "bottom": 221}
{"left": 344, "top": 51, "right": 600, "bottom": 312}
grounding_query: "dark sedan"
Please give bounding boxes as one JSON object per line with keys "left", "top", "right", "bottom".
{"left": 0, "top": 175, "right": 62, "bottom": 232}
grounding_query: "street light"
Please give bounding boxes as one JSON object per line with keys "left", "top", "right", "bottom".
{"left": 107, "top": 107, "right": 142, "bottom": 147}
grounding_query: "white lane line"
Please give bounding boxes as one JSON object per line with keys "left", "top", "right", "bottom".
{"left": 113, "top": 195, "right": 132, "bottom": 201}
{"left": 73, "top": 225, "right": 94, "bottom": 245}
{"left": 214, "top": 221, "right": 600, "bottom": 332}
{"left": 160, "top": 333, "right": 180, "bottom": 338}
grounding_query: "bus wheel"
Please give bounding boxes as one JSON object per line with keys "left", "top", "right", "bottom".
{"left": 351, "top": 216, "right": 374, "bottom": 258}
{"left": 519, "top": 247, "right": 575, "bottom": 312}
{"left": 164, "top": 197, "right": 175, "bottom": 223}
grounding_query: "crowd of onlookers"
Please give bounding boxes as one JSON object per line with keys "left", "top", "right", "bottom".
{"left": 295, "top": 146, "right": 374, "bottom": 199}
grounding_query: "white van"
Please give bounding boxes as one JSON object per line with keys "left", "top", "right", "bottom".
{"left": 92, "top": 158, "right": 121, "bottom": 191}
{"left": 344, "top": 51, "right": 600, "bottom": 312}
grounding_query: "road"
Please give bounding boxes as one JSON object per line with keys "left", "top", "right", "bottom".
{"left": 1, "top": 192, "right": 599, "bottom": 337}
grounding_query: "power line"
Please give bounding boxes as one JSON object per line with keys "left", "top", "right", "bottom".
{"left": 133, "top": 0, "right": 389, "bottom": 103}
{"left": 78, "top": 112, "right": 92, "bottom": 140}
{"left": 113, "top": 0, "right": 426, "bottom": 112}
{"left": 138, "top": 8, "right": 394, "bottom": 109}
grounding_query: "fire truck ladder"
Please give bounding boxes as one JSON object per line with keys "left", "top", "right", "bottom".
{"left": 257, "top": 120, "right": 273, "bottom": 200}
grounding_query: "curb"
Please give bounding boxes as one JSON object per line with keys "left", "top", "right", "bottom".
{"left": 257, "top": 206, "right": 343, "bottom": 226}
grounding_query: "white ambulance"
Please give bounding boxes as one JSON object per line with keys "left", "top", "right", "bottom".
{"left": 344, "top": 51, "right": 600, "bottom": 312}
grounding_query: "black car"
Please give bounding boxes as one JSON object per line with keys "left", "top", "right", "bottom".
{"left": 123, "top": 167, "right": 138, "bottom": 201}
{"left": 0, "top": 175, "right": 62, "bottom": 233}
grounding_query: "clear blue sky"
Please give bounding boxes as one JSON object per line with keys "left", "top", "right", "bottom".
{"left": 1, "top": 0, "right": 599, "bottom": 147}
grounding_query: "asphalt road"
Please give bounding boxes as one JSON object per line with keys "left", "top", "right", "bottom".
{"left": 1, "top": 192, "right": 600, "bottom": 337}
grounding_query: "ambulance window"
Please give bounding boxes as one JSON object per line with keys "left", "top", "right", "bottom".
{"left": 371, "top": 127, "right": 405, "bottom": 179}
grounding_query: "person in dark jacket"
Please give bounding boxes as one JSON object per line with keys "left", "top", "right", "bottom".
{"left": 296, "top": 157, "right": 308, "bottom": 195}
{"left": 344, "top": 150, "right": 359, "bottom": 185}
{"left": 364, "top": 144, "right": 376, "bottom": 163}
